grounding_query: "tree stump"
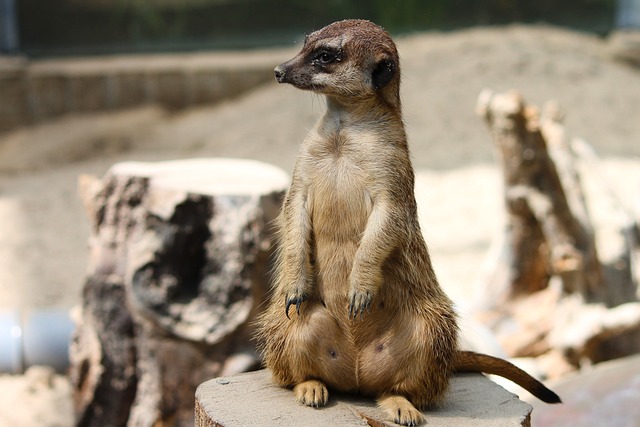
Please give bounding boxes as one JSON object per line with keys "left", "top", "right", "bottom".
{"left": 476, "top": 90, "right": 604, "bottom": 304}
{"left": 70, "top": 158, "right": 289, "bottom": 427}
{"left": 194, "top": 369, "right": 535, "bottom": 427}
{"left": 475, "top": 90, "right": 640, "bottom": 375}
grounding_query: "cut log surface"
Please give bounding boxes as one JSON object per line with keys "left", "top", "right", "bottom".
{"left": 195, "top": 369, "right": 534, "bottom": 427}
{"left": 110, "top": 158, "right": 290, "bottom": 196}
{"left": 71, "top": 158, "right": 289, "bottom": 427}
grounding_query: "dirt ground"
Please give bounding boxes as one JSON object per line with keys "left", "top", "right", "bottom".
{"left": 0, "top": 24, "right": 639, "bottom": 426}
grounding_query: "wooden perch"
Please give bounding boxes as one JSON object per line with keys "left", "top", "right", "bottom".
{"left": 195, "top": 369, "right": 534, "bottom": 427}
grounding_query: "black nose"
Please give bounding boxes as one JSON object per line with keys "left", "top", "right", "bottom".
{"left": 274, "top": 65, "right": 286, "bottom": 83}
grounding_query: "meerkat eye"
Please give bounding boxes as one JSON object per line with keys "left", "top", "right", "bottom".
{"left": 312, "top": 49, "right": 339, "bottom": 66}
{"left": 318, "top": 52, "right": 335, "bottom": 63}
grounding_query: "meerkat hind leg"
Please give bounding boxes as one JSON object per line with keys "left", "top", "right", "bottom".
{"left": 293, "top": 380, "right": 329, "bottom": 408}
{"left": 377, "top": 395, "right": 424, "bottom": 426}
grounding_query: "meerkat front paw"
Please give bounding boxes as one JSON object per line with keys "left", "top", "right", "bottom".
{"left": 348, "top": 266, "right": 382, "bottom": 319}
{"left": 377, "top": 395, "right": 424, "bottom": 426}
{"left": 293, "top": 380, "right": 329, "bottom": 407}
{"left": 348, "top": 287, "right": 373, "bottom": 320}
{"left": 285, "top": 291, "right": 307, "bottom": 319}
{"left": 282, "top": 273, "right": 311, "bottom": 318}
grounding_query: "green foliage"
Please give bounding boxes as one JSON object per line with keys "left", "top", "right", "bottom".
{"left": 18, "top": 0, "right": 617, "bottom": 57}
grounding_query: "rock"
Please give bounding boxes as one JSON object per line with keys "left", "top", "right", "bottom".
{"left": 24, "top": 365, "right": 55, "bottom": 391}
{"left": 530, "top": 354, "right": 640, "bottom": 427}
{"left": 0, "top": 367, "right": 73, "bottom": 427}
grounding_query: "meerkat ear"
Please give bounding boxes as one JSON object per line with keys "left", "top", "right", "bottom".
{"left": 371, "top": 59, "right": 396, "bottom": 90}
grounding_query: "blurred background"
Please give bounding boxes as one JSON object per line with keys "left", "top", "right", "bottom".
{"left": 1, "top": 1, "right": 640, "bottom": 427}
{"left": 1, "top": 0, "right": 629, "bottom": 57}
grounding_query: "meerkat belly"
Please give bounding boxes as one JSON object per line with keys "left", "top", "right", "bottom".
{"left": 350, "top": 307, "right": 439, "bottom": 397}
{"left": 354, "top": 311, "right": 417, "bottom": 393}
{"left": 309, "top": 157, "right": 371, "bottom": 307}
{"left": 291, "top": 157, "right": 370, "bottom": 390}
{"left": 287, "top": 302, "right": 360, "bottom": 391}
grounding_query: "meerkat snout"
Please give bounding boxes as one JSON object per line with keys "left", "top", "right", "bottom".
{"left": 274, "top": 65, "right": 286, "bottom": 83}
{"left": 273, "top": 59, "right": 304, "bottom": 87}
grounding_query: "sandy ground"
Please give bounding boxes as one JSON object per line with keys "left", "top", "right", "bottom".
{"left": 0, "top": 24, "right": 639, "bottom": 426}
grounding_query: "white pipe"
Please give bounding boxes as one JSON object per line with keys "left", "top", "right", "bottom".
{"left": 0, "top": 309, "right": 74, "bottom": 374}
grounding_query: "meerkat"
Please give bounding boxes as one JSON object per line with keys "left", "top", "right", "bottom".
{"left": 256, "top": 19, "right": 560, "bottom": 426}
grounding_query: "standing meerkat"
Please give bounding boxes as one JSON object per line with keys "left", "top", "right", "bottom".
{"left": 256, "top": 19, "right": 560, "bottom": 426}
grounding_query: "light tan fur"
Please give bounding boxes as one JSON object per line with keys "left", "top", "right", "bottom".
{"left": 256, "top": 20, "right": 558, "bottom": 426}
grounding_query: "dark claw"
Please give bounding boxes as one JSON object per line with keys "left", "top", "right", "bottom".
{"left": 349, "top": 296, "right": 371, "bottom": 320}
{"left": 285, "top": 294, "right": 306, "bottom": 319}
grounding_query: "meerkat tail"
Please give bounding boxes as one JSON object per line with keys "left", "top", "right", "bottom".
{"left": 455, "top": 351, "right": 562, "bottom": 404}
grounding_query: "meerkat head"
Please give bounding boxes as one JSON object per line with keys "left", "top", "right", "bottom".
{"left": 274, "top": 19, "right": 400, "bottom": 108}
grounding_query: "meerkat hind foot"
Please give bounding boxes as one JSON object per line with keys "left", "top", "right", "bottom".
{"left": 293, "top": 380, "right": 329, "bottom": 408}
{"left": 377, "top": 395, "right": 424, "bottom": 426}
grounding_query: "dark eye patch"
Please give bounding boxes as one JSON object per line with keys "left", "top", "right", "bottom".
{"left": 311, "top": 48, "right": 341, "bottom": 67}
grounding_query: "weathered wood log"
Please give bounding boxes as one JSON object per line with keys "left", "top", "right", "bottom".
{"left": 70, "top": 159, "right": 289, "bottom": 427}
{"left": 476, "top": 90, "right": 604, "bottom": 304}
{"left": 474, "top": 90, "right": 640, "bottom": 375}
{"left": 69, "top": 276, "right": 137, "bottom": 427}
{"left": 570, "top": 137, "right": 639, "bottom": 305}
{"left": 548, "top": 298, "right": 640, "bottom": 365}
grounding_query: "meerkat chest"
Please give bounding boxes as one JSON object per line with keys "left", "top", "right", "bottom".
{"left": 303, "top": 127, "right": 375, "bottom": 240}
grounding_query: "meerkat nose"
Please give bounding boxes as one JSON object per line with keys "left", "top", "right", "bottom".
{"left": 274, "top": 65, "right": 286, "bottom": 83}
